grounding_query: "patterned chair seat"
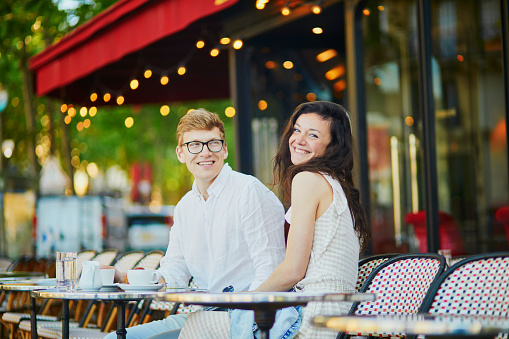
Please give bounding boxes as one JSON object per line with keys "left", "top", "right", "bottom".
{"left": 133, "top": 250, "right": 164, "bottom": 270}
{"left": 112, "top": 251, "right": 144, "bottom": 273}
{"left": 2, "top": 312, "right": 58, "bottom": 324}
{"left": 356, "top": 254, "right": 401, "bottom": 291}
{"left": 415, "top": 252, "right": 509, "bottom": 339}
{"left": 150, "top": 278, "right": 204, "bottom": 314}
{"left": 91, "top": 249, "right": 118, "bottom": 267}
{"left": 339, "top": 254, "right": 446, "bottom": 339}
{"left": 18, "top": 319, "right": 80, "bottom": 334}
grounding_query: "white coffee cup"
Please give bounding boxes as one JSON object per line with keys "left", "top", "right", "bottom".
{"left": 127, "top": 269, "right": 162, "bottom": 285}
{"left": 100, "top": 268, "right": 115, "bottom": 285}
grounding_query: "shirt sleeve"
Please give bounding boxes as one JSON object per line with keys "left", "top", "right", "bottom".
{"left": 157, "top": 204, "right": 192, "bottom": 288}
{"left": 240, "top": 181, "right": 286, "bottom": 290}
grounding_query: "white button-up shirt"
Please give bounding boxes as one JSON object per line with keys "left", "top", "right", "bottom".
{"left": 158, "top": 164, "right": 286, "bottom": 292}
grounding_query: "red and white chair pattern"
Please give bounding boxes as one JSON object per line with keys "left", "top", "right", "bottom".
{"left": 338, "top": 253, "right": 446, "bottom": 338}
{"left": 417, "top": 252, "right": 509, "bottom": 339}
{"left": 356, "top": 254, "right": 401, "bottom": 291}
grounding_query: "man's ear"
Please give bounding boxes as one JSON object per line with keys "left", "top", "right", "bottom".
{"left": 176, "top": 146, "right": 186, "bottom": 163}
{"left": 223, "top": 142, "right": 228, "bottom": 160}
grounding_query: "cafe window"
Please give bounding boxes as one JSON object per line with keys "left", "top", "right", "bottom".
{"left": 361, "top": 0, "right": 508, "bottom": 254}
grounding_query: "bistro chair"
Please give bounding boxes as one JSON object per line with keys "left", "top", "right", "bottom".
{"left": 76, "top": 250, "right": 97, "bottom": 277}
{"left": 90, "top": 249, "right": 118, "bottom": 267}
{"left": 356, "top": 253, "right": 401, "bottom": 291}
{"left": 18, "top": 251, "right": 149, "bottom": 339}
{"left": 101, "top": 250, "right": 165, "bottom": 334}
{"left": 0, "top": 257, "right": 13, "bottom": 273}
{"left": 412, "top": 252, "right": 509, "bottom": 339}
{"left": 337, "top": 253, "right": 446, "bottom": 339}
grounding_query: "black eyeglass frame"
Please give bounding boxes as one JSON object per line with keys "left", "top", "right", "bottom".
{"left": 181, "top": 139, "right": 225, "bottom": 154}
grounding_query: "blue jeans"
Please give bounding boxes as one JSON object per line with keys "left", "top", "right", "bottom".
{"left": 103, "top": 314, "right": 187, "bottom": 339}
{"left": 229, "top": 306, "right": 303, "bottom": 339}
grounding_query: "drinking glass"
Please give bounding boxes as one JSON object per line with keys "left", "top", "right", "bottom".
{"left": 438, "top": 249, "right": 452, "bottom": 267}
{"left": 56, "top": 252, "right": 77, "bottom": 291}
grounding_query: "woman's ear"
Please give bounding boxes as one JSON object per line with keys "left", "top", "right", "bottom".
{"left": 176, "top": 146, "right": 186, "bottom": 163}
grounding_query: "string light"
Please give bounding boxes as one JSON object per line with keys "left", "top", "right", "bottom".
{"left": 61, "top": 103, "right": 68, "bottom": 112}
{"left": 281, "top": 4, "right": 291, "bottom": 16}
{"left": 160, "top": 105, "right": 170, "bottom": 116}
{"left": 144, "top": 69, "right": 152, "bottom": 78}
{"left": 196, "top": 40, "right": 205, "bottom": 48}
{"left": 177, "top": 66, "right": 186, "bottom": 75}
{"left": 233, "top": 39, "right": 243, "bottom": 50}
{"left": 210, "top": 48, "right": 220, "bottom": 57}
{"left": 312, "top": 27, "right": 323, "bottom": 34}
{"left": 90, "top": 93, "right": 97, "bottom": 102}
{"left": 80, "top": 107, "right": 87, "bottom": 117}
{"left": 312, "top": 4, "right": 322, "bottom": 14}
{"left": 116, "top": 95, "right": 124, "bottom": 105}
{"left": 220, "top": 37, "right": 231, "bottom": 45}
{"left": 103, "top": 93, "right": 111, "bottom": 102}
{"left": 160, "top": 75, "right": 169, "bottom": 85}
{"left": 130, "top": 79, "right": 139, "bottom": 90}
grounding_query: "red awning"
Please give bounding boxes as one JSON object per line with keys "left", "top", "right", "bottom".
{"left": 30, "top": 0, "right": 238, "bottom": 105}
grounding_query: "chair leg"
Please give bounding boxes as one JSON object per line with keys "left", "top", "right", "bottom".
{"left": 104, "top": 307, "right": 118, "bottom": 333}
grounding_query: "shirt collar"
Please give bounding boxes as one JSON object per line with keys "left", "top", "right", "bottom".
{"left": 191, "top": 163, "right": 232, "bottom": 198}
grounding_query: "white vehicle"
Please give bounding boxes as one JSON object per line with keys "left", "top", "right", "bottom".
{"left": 126, "top": 206, "right": 174, "bottom": 251}
{"left": 35, "top": 195, "right": 126, "bottom": 257}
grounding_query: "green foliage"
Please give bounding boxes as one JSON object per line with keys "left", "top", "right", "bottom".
{"left": 69, "top": 99, "right": 236, "bottom": 205}
{"left": 0, "top": 0, "right": 238, "bottom": 205}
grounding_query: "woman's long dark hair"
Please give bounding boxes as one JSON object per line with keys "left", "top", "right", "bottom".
{"left": 273, "top": 101, "right": 371, "bottom": 252}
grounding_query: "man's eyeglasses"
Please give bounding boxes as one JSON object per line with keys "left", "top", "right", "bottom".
{"left": 181, "top": 139, "right": 225, "bottom": 154}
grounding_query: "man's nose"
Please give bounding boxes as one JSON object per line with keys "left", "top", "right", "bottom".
{"left": 200, "top": 144, "right": 213, "bottom": 155}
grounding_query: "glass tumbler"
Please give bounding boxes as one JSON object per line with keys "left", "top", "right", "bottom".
{"left": 56, "top": 251, "right": 77, "bottom": 291}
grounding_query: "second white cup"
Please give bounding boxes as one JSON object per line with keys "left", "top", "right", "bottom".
{"left": 100, "top": 268, "right": 115, "bottom": 285}
{"left": 127, "top": 269, "right": 161, "bottom": 285}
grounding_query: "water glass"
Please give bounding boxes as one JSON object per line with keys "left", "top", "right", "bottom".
{"left": 56, "top": 252, "right": 77, "bottom": 291}
{"left": 438, "top": 249, "right": 452, "bottom": 267}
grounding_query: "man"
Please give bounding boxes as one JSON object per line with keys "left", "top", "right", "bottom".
{"left": 105, "top": 109, "right": 286, "bottom": 338}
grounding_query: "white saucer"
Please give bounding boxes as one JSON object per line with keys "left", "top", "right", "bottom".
{"left": 118, "top": 283, "right": 164, "bottom": 291}
{"left": 100, "top": 284, "right": 118, "bottom": 291}
{"left": 78, "top": 286, "right": 102, "bottom": 292}
{"left": 35, "top": 279, "right": 57, "bottom": 286}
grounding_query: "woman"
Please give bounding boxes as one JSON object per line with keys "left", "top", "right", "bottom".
{"left": 180, "top": 101, "right": 370, "bottom": 338}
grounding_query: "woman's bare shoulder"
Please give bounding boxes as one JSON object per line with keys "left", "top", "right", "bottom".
{"left": 292, "top": 171, "right": 329, "bottom": 191}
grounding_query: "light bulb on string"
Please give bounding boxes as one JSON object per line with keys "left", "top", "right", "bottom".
{"left": 90, "top": 92, "right": 98, "bottom": 102}
{"left": 117, "top": 95, "right": 125, "bottom": 105}
{"left": 210, "top": 47, "right": 220, "bottom": 57}
{"left": 311, "top": 0, "right": 322, "bottom": 14}
{"left": 281, "top": 3, "right": 291, "bottom": 16}
{"left": 233, "top": 39, "right": 243, "bottom": 50}
{"left": 196, "top": 40, "right": 205, "bottom": 49}
{"left": 144, "top": 69, "right": 152, "bottom": 78}
{"left": 103, "top": 93, "right": 111, "bottom": 102}
{"left": 160, "top": 75, "right": 169, "bottom": 85}
{"left": 312, "top": 4, "right": 321, "bottom": 14}
{"left": 130, "top": 79, "right": 139, "bottom": 90}
{"left": 178, "top": 66, "right": 186, "bottom": 75}
{"left": 220, "top": 37, "right": 231, "bottom": 45}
